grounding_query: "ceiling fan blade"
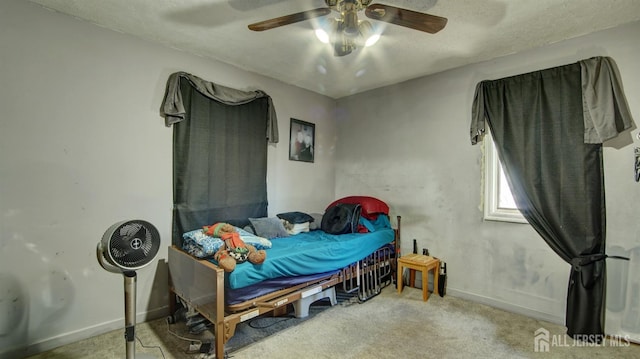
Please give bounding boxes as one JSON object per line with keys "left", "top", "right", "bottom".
{"left": 248, "top": 8, "right": 331, "bottom": 31}
{"left": 365, "top": 4, "right": 447, "bottom": 34}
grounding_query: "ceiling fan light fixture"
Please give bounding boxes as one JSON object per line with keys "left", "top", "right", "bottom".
{"left": 358, "top": 20, "right": 379, "bottom": 47}
{"left": 343, "top": 12, "right": 359, "bottom": 36}
{"left": 333, "top": 33, "right": 354, "bottom": 57}
{"left": 365, "top": 33, "right": 380, "bottom": 47}
{"left": 315, "top": 29, "right": 330, "bottom": 43}
{"left": 250, "top": 1, "right": 448, "bottom": 57}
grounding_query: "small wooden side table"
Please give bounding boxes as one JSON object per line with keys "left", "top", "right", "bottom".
{"left": 397, "top": 254, "right": 440, "bottom": 301}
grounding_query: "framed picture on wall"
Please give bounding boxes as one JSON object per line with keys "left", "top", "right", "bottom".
{"left": 289, "top": 118, "right": 315, "bottom": 163}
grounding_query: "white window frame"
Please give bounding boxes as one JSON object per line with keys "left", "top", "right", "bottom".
{"left": 483, "top": 131, "right": 528, "bottom": 223}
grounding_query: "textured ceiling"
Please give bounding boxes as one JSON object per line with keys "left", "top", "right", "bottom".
{"left": 29, "top": 0, "right": 640, "bottom": 99}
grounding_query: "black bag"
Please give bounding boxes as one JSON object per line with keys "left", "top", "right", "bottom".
{"left": 321, "top": 203, "right": 361, "bottom": 234}
{"left": 438, "top": 261, "right": 447, "bottom": 297}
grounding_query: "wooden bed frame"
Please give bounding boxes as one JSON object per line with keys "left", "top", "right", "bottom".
{"left": 167, "top": 216, "right": 401, "bottom": 358}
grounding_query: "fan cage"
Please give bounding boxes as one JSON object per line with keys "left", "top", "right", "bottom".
{"left": 107, "top": 220, "right": 160, "bottom": 270}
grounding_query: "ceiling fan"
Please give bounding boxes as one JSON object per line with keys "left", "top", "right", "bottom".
{"left": 248, "top": 0, "right": 447, "bottom": 56}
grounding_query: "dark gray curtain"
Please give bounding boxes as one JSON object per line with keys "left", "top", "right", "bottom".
{"left": 162, "top": 71, "right": 279, "bottom": 143}
{"left": 161, "top": 74, "right": 276, "bottom": 246}
{"left": 470, "top": 57, "right": 632, "bottom": 340}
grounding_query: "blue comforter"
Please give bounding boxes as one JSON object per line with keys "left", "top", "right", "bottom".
{"left": 221, "top": 228, "right": 395, "bottom": 289}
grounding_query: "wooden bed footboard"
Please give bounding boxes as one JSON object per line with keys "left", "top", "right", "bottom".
{"left": 167, "top": 215, "right": 401, "bottom": 358}
{"left": 168, "top": 246, "right": 342, "bottom": 358}
{"left": 168, "top": 246, "right": 226, "bottom": 356}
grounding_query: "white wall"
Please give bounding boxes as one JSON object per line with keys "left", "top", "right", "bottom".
{"left": 0, "top": 0, "right": 336, "bottom": 356}
{"left": 335, "top": 20, "right": 640, "bottom": 335}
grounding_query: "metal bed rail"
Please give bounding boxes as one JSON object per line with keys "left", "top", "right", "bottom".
{"left": 341, "top": 245, "right": 394, "bottom": 301}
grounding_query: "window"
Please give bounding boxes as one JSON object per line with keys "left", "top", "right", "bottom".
{"left": 484, "top": 131, "right": 527, "bottom": 223}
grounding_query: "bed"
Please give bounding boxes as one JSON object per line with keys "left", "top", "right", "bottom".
{"left": 167, "top": 197, "right": 401, "bottom": 358}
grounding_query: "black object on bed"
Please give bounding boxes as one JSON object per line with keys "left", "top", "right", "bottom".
{"left": 321, "top": 203, "right": 361, "bottom": 234}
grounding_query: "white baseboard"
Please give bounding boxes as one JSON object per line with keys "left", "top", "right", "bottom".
{"left": 446, "top": 287, "right": 565, "bottom": 326}
{"left": 4, "top": 306, "right": 169, "bottom": 358}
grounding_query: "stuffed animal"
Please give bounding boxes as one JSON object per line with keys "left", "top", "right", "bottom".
{"left": 203, "top": 223, "right": 266, "bottom": 272}
{"left": 203, "top": 222, "right": 235, "bottom": 238}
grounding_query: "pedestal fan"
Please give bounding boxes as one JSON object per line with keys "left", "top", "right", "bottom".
{"left": 96, "top": 220, "right": 161, "bottom": 359}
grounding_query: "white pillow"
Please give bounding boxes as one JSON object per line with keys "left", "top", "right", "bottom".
{"left": 287, "top": 222, "right": 310, "bottom": 235}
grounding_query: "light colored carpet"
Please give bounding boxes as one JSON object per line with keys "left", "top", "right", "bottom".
{"left": 231, "top": 286, "right": 639, "bottom": 359}
{"left": 27, "top": 285, "right": 639, "bottom": 359}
